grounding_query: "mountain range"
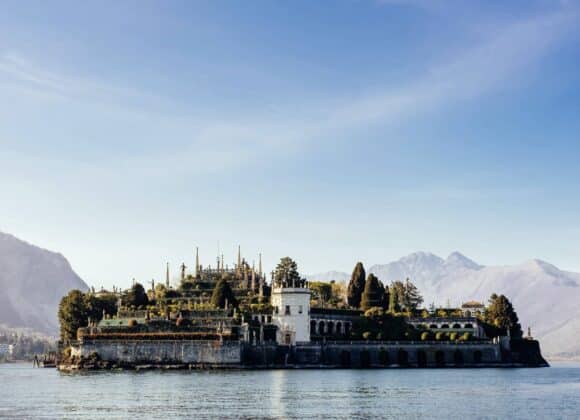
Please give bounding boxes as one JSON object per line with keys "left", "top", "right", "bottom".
{"left": 0, "top": 232, "right": 88, "bottom": 335}
{"left": 308, "top": 251, "right": 580, "bottom": 359}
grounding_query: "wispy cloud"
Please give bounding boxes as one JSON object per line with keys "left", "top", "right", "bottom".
{"left": 0, "top": 6, "right": 577, "bottom": 177}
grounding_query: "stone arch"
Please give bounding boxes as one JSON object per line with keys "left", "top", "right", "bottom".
{"left": 336, "top": 322, "right": 342, "bottom": 335}
{"left": 464, "top": 310, "right": 472, "bottom": 317}
{"left": 327, "top": 321, "right": 335, "bottom": 335}
{"left": 319, "top": 320, "right": 326, "bottom": 335}
{"left": 429, "top": 324, "right": 438, "bottom": 329}
{"left": 344, "top": 323, "right": 351, "bottom": 337}
{"left": 435, "top": 350, "right": 445, "bottom": 366}
{"left": 397, "top": 349, "right": 408, "bottom": 366}
{"left": 474, "top": 350, "right": 483, "bottom": 364}
{"left": 417, "top": 350, "right": 427, "bottom": 367}
{"left": 340, "top": 350, "right": 351, "bottom": 367}
{"left": 454, "top": 349, "right": 464, "bottom": 365}
{"left": 464, "top": 323, "right": 473, "bottom": 329}
{"left": 360, "top": 350, "right": 371, "bottom": 368}
{"left": 310, "top": 320, "right": 317, "bottom": 335}
{"left": 379, "top": 348, "right": 389, "bottom": 366}
{"left": 452, "top": 323, "right": 461, "bottom": 329}
{"left": 441, "top": 324, "right": 450, "bottom": 329}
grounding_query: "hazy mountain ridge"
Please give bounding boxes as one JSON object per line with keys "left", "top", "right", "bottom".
{"left": 0, "top": 232, "right": 89, "bottom": 335}
{"left": 307, "top": 251, "right": 580, "bottom": 359}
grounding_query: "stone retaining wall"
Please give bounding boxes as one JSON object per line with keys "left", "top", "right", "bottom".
{"left": 78, "top": 338, "right": 242, "bottom": 367}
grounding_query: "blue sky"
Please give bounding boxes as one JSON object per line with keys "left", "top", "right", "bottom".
{"left": 1, "top": 0, "right": 580, "bottom": 289}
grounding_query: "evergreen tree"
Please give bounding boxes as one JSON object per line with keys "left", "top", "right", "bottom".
{"left": 58, "top": 290, "right": 89, "bottom": 344}
{"left": 388, "top": 281, "right": 404, "bottom": 313}
{"left": 360, "top": 274, "right": 385, "bottom": 311}
{"left": 382, "top": 284, "right": 390, "bottom": 310}
{"left": 210, "top": 278, "right": 238, "bottom": 308}
{"left": 123, "top": 283, "right": 149, "bottom": 308}
{"left": 401, "top": 278, "right": 423, "bottom": 311}
{"left": 85, "top": 293, "right": 117, "bottom": 321}
{"left": 485, "top": 294, "right": 522, "bottom": 338}
{"left": 347, "top": 262, "right": 366, "bottom": 308}
{"left": 274, "top": 257, "right": 303, "bottom": 287}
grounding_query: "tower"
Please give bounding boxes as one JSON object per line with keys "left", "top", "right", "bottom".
{"left": 270, "top": 279, "right": 310, "bottom": 345}
{"left": 195, "top": 247, "right": 200, "bottom": 277}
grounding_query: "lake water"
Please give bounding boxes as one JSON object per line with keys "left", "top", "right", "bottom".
{"left": 1, "top": 363, "right": 579, "bottom": 419}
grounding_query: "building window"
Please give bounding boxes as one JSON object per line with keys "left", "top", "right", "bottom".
{"left": 285, "top": 305, "right": 291, "bottom": 315}
{"left": 298, "top": 305, "right": 303, "bottom": 314}
{"left": 274, "top": 306, "right": 279, "bottom": 314}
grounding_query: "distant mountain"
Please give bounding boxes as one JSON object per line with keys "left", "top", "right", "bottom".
{"left": 307, "top": 270, "right": 351, "bottom": 282}
{"left": 0, "top": 232, "right": 89, "bottom": 335}
{"left": 309, "top": 252, "right": 580, "bottom": 359}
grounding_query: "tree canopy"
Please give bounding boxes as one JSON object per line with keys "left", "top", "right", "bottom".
{"left": 485, "top": 294, "right": 522, "bottom": 338}
{"left": 360, "top": 273, "right": 386, "bottom": 311}
{"left": 122, "top": 283, "right": 149, "bottom": 308}
{"left": 274, "top": 257, "right": 303, "bottom": 287}
{"left": 388, "top": 279, "right": 423, "bottom": 312}
{"left": 347, "top": 262, "right": 366, "bottom": 308}
{"left": 210, "top": 278, "right": 238, "bottom": 308}
{"left": 58, "top": 290, "right": 89, "bottom": 344}
{"left": 58, "top": 290, "right": 119, "bottom": 344}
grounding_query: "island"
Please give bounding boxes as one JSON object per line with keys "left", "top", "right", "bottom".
{"left": 57, "top": 248, "right": 548, "bottom": 370}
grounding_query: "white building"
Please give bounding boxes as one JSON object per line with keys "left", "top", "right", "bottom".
{"left": 271, "top": 286, "right": 311, "bottom": 345}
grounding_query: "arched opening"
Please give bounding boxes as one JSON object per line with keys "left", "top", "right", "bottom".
{"left": 452, "top": 323, "right": 461, "bottom": 329}
{"left": 319, "top": 321, "right": 325, "bottom": 335}
{"left": 397, "top": 349, "right": 408, "bottom": 366}
{"left": 379, "top": 349, "right": 389, "bottom": 366}
{"left": 360, "top": 350, "right": 371, "bottom": 368}
{"left": 417, "top": 350, "right": 427, "bottom": 367}
{"left": 435, "top": 350, "right": 445, "bottom": 366}
{"left": 464, "top": 323, "right": 473, "bottom": 329}
{"left": 454, "top": 350, "right": 464, "bottom": 365}
{"left": 344, "top": 323, "right": 351, "bottom": 337}
{"left": 340, "top": 350, "right": 351, "bottom": 367}
{"left": 474, "top": 350, "right": 482, "bottom": 364}
{"left": 327, "top": 321, "right": 334, "bottom": 335}
{"left": 429, "top": 324, "right": 438, "bottom": 329}
{"left": 310, "top": 320, "right": 317, "bottom": 335}
{"left": 441, "top": 324, "right": 450, "bottom": 329}
{"left": 464, "top": 310, "right": 472, "bottom": 317}
{"left": 336, "top": 322, "right": 342, "bottom": 335}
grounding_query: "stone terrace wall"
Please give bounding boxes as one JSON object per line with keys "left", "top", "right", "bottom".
{"left": 79, "top": 338, "right": 242, "bottom": 367}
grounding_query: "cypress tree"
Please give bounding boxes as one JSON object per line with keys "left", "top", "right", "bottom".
{"left": 347, "top": 262, "right": 366, "bottom": 308}
{"left": 360, "top": 274, "right": 385, "bottom": 311}
{"left": 211, "top": 278, "right": 238, "bottom": 308}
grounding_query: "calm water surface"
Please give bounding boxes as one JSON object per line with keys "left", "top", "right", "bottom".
{"left": 1, "top": 363, "right": 579, "bottom": 419}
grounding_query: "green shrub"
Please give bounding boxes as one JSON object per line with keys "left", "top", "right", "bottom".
{"left": 127, "top": 319, "right": 138, "bottom": 327}
{"left": 449, "top": 332, "right": 458, "bottom": 341}
{"left": 421, "top": 332, "right": 431, "bottom": 341}
{"left": 362, "top": 331, "right": 372, "bottom": 340}
{"left": 461, "top": 332, "right": 471, "bottom": 341}
{"left": 435, "top": 332, "right": 444, "bottom": 341}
